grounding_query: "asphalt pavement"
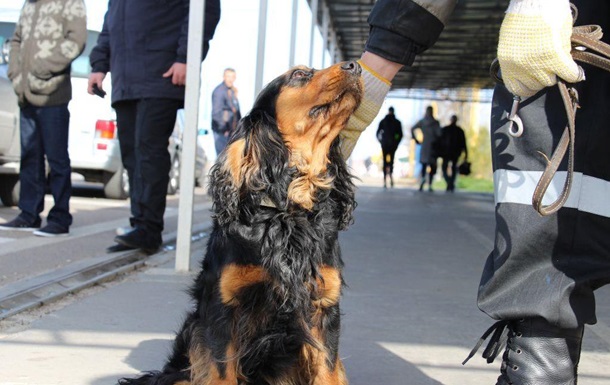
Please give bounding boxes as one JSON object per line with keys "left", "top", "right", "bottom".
{"left": 1, "top": 184, "right": 609, "bottom": 385}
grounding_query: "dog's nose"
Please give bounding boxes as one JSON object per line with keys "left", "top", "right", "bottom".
{"left": 341, "top": 61, "right": 361, "bottom": 76}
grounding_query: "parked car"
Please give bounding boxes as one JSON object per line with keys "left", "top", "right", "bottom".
{"left": 0, "top": 19, "right": 206, "bottom": 206}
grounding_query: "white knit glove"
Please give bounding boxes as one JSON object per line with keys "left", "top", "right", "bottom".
{"left": 340, "top": 60, "right": 391, "bottom": 159}
{"left": 498, "top": 0, "right": 584, "bottom": 98}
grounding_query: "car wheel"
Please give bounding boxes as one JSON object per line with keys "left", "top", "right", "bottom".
{"left": 104, "top": 166, "right": 129, "bottom": 199}
{"left": 0, "top": 175, "right": 20, "bottom": 206}
{"left": 167, "top": 155, "right": 180, "bottom": 195}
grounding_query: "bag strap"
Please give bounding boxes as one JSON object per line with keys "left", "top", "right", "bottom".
{"left": 491, "top": 4, "right": 610, "bottom": 216}
{"left": 531, "top": 15, "right": 610, "bottom": 216}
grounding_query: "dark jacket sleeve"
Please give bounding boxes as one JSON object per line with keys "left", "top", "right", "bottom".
{"left": 176, "top": 0, "right": 221, "bottom": 63}
{"left": 90, "top": 1, "right": 111, "bottom": 74}
{"left": 365, "top": 0, "right": 457, "bottom": 66}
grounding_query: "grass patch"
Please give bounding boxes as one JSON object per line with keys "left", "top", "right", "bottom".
{"left": 432, "top": 175, "right": 494, "bottom": 193}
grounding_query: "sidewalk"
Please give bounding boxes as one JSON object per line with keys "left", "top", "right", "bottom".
{"left": 1, "top": 185, "right": 609, "bottom": 385}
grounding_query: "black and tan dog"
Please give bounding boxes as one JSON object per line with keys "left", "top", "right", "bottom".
{"left": 119, "top": 61, "right": 362, "bottom": 385}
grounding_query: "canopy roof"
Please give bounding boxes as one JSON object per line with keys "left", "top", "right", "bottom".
{"left": 320, "top": 0, "right": 509, "bottom": 91}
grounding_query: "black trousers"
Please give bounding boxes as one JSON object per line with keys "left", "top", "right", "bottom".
{"left": 381, "top": 147, "right": 397, "bottom": 177}
{"left": 477, "top": 0, "right": 610, "bottom": 329}
{"left": 114, "top": 98, "right": 183, "bottom": 236}
{"left": 441, "top": 157, "right": 459, "bottom": 190}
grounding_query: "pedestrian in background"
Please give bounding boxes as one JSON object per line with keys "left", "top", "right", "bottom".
{"left": 376, "top": 106, "right": 403, "bottom": 188}
{"left": 88, "top": 0, "right": 221, "bottom": 253}
{"left": 439, "top": 114, "right": 467, "bottom": 192}
{"left": 211, "top": 67, "right": 241, "bottom": 157}
{"left": 0, "top": 0, "right": 87, "bottom": 237}
{"left": 411, "top": 106, "right": 441, "bottom": 192}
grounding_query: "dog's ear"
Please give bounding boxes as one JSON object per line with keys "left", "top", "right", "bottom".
{"left": 209, "top": 109, "right": 290, "bottom": 225}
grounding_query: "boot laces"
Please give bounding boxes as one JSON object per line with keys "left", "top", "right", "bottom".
{"left": 462, "top": 320, "right": 510, "bottom": 365}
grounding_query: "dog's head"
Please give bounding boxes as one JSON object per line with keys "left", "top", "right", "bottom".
{"left": 210, "top": 61, "right": 362, "bottom": 225}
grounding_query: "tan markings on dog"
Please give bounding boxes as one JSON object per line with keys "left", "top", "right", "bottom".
{"left": 190, "top": 343, "right": 241, "bottom": 385}
{"left": 220, "top": 264, "right": 269, "bottom": 306}
{"left": 174, "top": 381, "right": 191, "bottom": 385}
{"left": 313, "top": 266, "right": 342, "bottom": 308}
{"left": 275, "top": 63, "right": 361, "bottom": 210}
{"left": 222, "top": 139, "right": 246, "bottom": 186}
{"left": 299, "top": 327, "right": 348, "bottom": 385}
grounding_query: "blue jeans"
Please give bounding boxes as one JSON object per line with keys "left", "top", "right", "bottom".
{"left": 114, "top": 98, "right": 183, "bottom": 236}
{"left": 18, "top": 104, "right": 72, "bottom": 229}
{"left": 213, "top": 130, "right": 230, "bottom": 157}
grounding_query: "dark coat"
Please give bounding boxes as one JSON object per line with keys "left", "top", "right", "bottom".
{"left": 439, "top": 123, "right": 467, "bottom": 160}
{"left": 366, "top": 0, "right": 457, "bottom": 66}
{"left": 376, "top": 114, "right": 403, "bottom": 152}
{"left": 411, "top": 115, "right": 441, "bottom": 164}
{"left": 90, "top": 0, "right": 221, "bottom": 103}
{"left": 211, "top": 82, "right": 241, "bottom": 134}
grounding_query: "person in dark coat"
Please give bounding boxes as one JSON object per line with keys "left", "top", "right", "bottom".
{"left": 376, "top": 106, "right": 403, "bottom": 188}
{"left": 439, "top": 115, "right": 467, "bottom": 192}
{"left": 87, "top": 0, "right": 221, "bottom": 253}
{"left": 211, "top": 68, "right": 241, "bottom": 156}
{"left": 411, "top": 106, "right": 441, "bottom": 192}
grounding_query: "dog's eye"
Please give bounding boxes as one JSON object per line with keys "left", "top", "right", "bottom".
{"left": 309, "top": 104, "right": 330, "bottom": 118}
{"left": 291, "top": 69, "right": 310, "bottom": 80}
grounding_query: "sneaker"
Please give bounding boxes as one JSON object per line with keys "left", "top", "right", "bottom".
{"left": 0, "top": 217, "right": 41, "bottom": 232}
{"left": 33, "top": 222, "right": 69, "bottom": 237}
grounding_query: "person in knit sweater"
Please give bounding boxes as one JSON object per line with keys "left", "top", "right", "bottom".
{"left": 0, "top": 0, "right": 87, "bottom": 237}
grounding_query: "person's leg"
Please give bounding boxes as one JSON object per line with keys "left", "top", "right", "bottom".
{"left": 449, "top": 158, "right": 458, "bottom": 191}
{"left": 382, "top": 148, "right": 389, "bottom": 187}
{"left": 213, "top": 131, "right": 229, "bottom": 157}
{"left": 428, "top": 161, "right": 437, "bottom": 191}
{"left": 419, "top": 162, "right": 426, "bottom": 191}
{"left": 17, "top": 105, "right": 45, "bottom": 226}
{"left": 114, "top": 101, "right": 141, "bottom": 228}
{"left": 388, "top": 150, "right": 395, "bottom": 187}
{"left": 134, "top": 98, "right": 183, "bottom": 240}
{"left": 470, "top": 32, "right": 610, "bottom": 381}
{"left": 441, "top": 157, "right": 450, "bottom": 190}
{"left": 39, "top": 104, "right": 72, "bottom": 230}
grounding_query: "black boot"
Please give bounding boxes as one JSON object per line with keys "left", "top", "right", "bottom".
{"left": 464, "top": 318, "right": 584, "bottom": 385}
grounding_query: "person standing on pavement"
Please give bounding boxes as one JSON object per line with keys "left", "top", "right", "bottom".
{"left": 411, "top": 106, "right": 442, "bottom": 192}
{"left": 87, "top": 0, "right": 221, "bottom": 254}
{"left": 439, "top": 115, "right": 467, "bottom": 192}
{"left": 0, "top": 0, "right": 87, "bottom": 237}
{"left": 376, "top": 106, "right": 403, "bottom": 188}
{"left": 211, "top": 67, "right": 241, "bottom": 157}
{"left": 461, "top": 1, "right": 610, "bottom": 384}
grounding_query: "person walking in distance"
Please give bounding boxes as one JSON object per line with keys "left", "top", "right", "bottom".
{"left": 211, "top": 68, "right": 241, "bottom": 157}
{"left": 376, "top": 106, "right": 403, "bottom": 188}
{"left": 88, "top": 0, "right": 220, "bottom": 253}
{"left": 411, "top": 106, "right": 441, "bottom": 192}
{"left": 439, "top": 115, "right": 468, "bottom": 192}
{"left": 0, "top": 0, "right": 87, "bottom": 237}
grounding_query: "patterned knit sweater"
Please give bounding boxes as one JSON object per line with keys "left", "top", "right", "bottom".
{"left": 8, "top": 0, "right": 87, "bottom": 107}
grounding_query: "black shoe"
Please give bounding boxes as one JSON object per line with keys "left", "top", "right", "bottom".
{"left": 33, "top": 222, "right": 69, "bottom": 237}
{"left": 106, "top": 243, "right": 136, "bottom": 253}
{"left": 114, "top": 228, "right": 161, "bottom": 254}
{"left": 464, "top": 318, "right": 584, "bottom": 385}
{"left": 0, "top": 216, "right": 41, "bottom": 232}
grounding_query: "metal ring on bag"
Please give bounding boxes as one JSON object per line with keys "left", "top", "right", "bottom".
{"left": 507, "top": 96, "right": 524, "bottom": 137}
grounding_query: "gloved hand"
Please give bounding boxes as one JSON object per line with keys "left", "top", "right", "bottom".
{"left": 498, "top": 0, "right": 584, "bottom": 98}
{"left": 340, "top": 60, "right": 391, "bottom": 159}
